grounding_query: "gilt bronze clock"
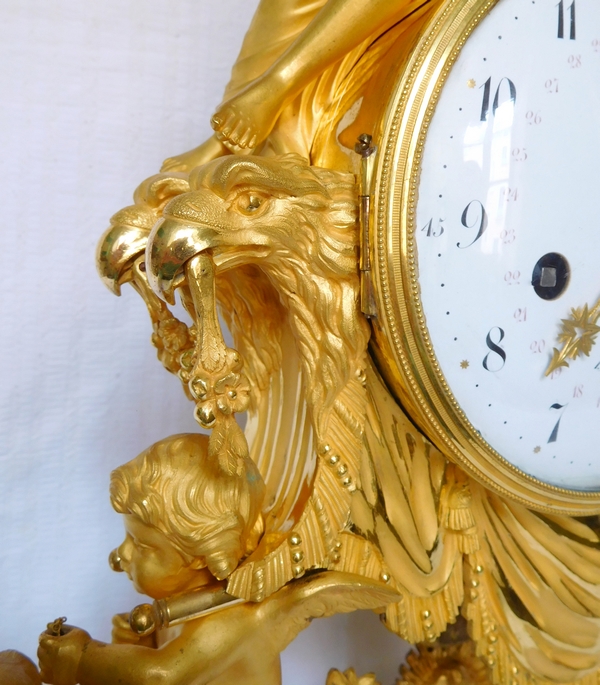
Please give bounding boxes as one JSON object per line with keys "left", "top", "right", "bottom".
{"left": 372, "top": 0, "right": 600, "bottom": 513}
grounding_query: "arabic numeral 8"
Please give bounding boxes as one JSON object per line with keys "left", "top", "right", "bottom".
{"left": 482, "top": 327, "right": 506, "bottom": 372}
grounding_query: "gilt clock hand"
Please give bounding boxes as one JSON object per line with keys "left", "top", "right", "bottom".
{"left": 545, "top": 296, "right": 600, "bottom": 376}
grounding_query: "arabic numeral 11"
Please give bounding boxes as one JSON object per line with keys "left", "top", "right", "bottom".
{"left": 557, "top": 0, "right": 576, "bottom": 40}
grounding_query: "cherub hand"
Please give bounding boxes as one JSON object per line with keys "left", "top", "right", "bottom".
{"left": 37, "top": 625, "right": 90, "bottom": 685}
{"left": 111, "top": 613, "right": 156, "bottom": 647}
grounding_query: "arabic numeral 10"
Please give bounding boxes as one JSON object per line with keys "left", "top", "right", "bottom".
{"left": 480, "top": 77, "right": 517, "bottom": 122}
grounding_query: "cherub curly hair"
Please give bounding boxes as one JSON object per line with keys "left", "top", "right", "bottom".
{"left": 110, "top": 433, "right": 265, "bottom": 580}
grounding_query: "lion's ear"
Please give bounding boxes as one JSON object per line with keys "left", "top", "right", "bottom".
{"left": 133, "top": 173, "right": 191, "bottom": 213}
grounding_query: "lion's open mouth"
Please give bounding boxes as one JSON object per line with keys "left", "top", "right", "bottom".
{"left": 146, "top": 216, "right": 271, "bottom": 302}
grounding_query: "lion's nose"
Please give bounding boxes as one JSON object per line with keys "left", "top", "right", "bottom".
{"left": 146, "top": 217, "right": 219, "bottom": 302}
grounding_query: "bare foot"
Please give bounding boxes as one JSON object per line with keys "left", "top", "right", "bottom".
{"left": 161, "top": 135, "right": 229, "bottom": 173}
{"left": 211, "top": 72, "right": 289, "bottom": 150}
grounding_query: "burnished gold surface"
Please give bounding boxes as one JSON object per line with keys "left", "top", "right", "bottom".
{"left": 16, "top": 1, "right": 600, "bottom": 684}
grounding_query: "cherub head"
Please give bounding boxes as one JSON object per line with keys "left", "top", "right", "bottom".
{"left": 110, "top": 433, "right": 265, "bottom": 599}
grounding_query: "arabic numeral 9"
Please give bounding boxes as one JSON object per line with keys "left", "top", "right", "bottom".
{"left": 457, "top": 201, "right": 488, "bottom": 248}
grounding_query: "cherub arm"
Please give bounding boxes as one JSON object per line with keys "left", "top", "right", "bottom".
{"left": 38, "top": 610, "right": 243, "bottom": 685}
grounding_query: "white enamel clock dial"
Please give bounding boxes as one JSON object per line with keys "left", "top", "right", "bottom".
{"left": 415, "top": 0, "right": 600, "bottom": 489}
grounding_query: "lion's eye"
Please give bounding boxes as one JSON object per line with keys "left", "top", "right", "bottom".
{"left": 238, "top": 194, "right": 263, "bottom": 213}
{"left": 247, "top": 195, "right": 262, "bottom": 211}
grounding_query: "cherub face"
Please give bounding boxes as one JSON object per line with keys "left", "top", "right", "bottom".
{"left": 117, "top": 515, "right": 211, "bottom": 599}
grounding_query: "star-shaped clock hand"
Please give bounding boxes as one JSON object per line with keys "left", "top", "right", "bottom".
{"left": 545, "top": 295, "right": 600, "bottom": 376}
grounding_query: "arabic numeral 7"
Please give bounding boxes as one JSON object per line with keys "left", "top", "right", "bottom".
{"left": 548, "top": 403, "right": 567, "bottom": 443}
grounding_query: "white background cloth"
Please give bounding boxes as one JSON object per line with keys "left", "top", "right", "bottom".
{"left": 0, "top": 1, "right": 409, "bottom": 682}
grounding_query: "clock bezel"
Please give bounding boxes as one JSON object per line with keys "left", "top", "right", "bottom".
{"left": 370, "top": 0, "right": 600, "bottom": 514}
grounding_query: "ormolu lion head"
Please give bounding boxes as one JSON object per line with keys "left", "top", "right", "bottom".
{"left": 145, "top": 153, "right": 358, "bottom": 302}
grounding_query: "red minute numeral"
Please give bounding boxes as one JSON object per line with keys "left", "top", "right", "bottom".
{"left": 530, "top": 340, "right": 546, "bottom": 354}
{"left": 514, "top": 307, "right": 527, "bottom": 322}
